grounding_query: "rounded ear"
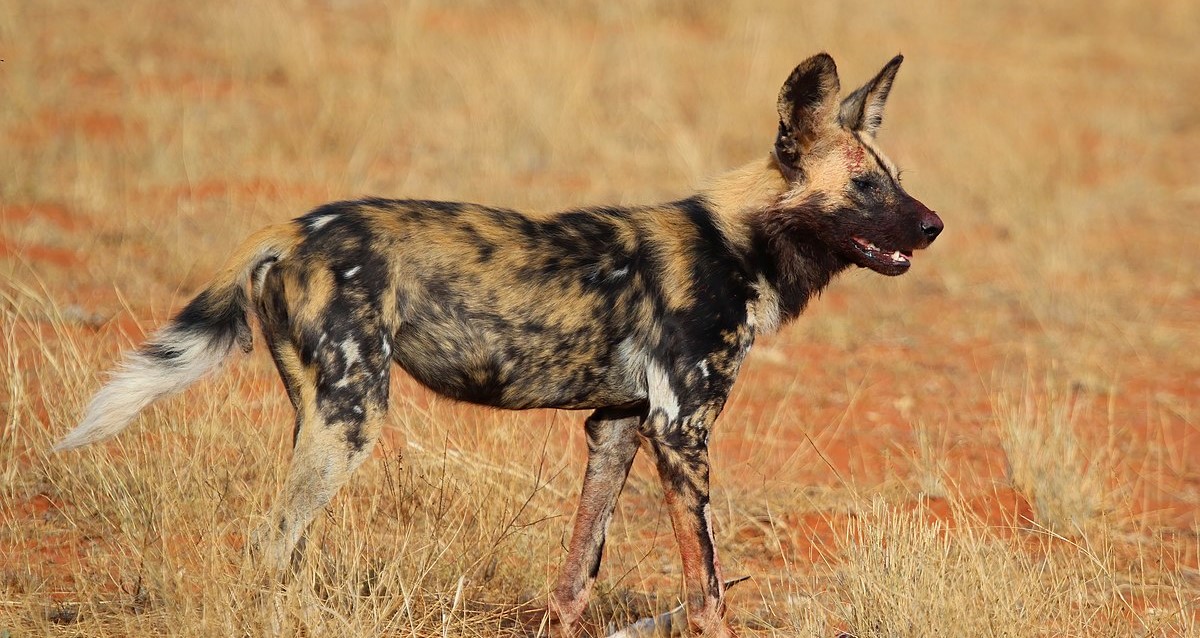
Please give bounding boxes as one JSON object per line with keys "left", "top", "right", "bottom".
{"left": 839, "top": 54, "right": 903, "bottom": 137}
{"left": 774, "top": 53, "right": 841, "bottom": 173}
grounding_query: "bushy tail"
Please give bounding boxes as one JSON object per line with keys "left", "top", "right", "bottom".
{"left": 54, "top": 223, "right": 300, "bottom": 451}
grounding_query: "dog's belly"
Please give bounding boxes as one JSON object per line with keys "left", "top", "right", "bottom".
{"left": 391, "top": 320, "right": 645, "bottom": 411}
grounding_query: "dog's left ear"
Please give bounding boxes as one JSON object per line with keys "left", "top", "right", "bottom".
{"left": 839, "top": 54, "right": 903, "bottom": 137}
{"left": 774, "top": 53, "right": 841, "bottom": 174}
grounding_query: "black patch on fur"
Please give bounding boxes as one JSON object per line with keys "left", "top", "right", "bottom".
{"left": 480, "top": 204, "right": 540, "bottom": 240}
{"left": 589, "top": 538, "right": 605, "bottom": 579}
{"left": 416, "top": 200, "right": 464, "bottom": 217}
{"left": 749, "top": 193, "right": 849, "bottom": 322}
{"left": 176, "top": 286, "right": 249, "bottom": 339}
{"left": 146, "top": 285, "right": 252, "bottom": 363}
{"left": 677, "top": 195, "right": 751, "bottom": 330}
{"left": 143, "top": 341, "right": 183, "bottom": 362}
{"left": 648, "top": 197, "right": 752, "bottom": 419}
{"left": 456, "top": 221, "right": 497, "bottom": 261}
{"left": 781, "top": 75, "right": 825, "bottom": 120}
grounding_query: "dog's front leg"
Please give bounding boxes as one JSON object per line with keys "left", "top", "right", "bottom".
{"left": 644, "top": 435, "right": 733, "bottom": 638}
{"left": 633, "top": 345, "right": 744, "bottom": 633}
{"left": 549, "top": 404, "right": 646, "bottom": 636}
{"left": 640, "top": 349, "right": 745, "bottom": 637}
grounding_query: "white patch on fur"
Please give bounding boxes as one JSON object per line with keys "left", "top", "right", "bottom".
{"left": 308, "top": 214, "right": 337, "bottom": 231}
{"left": 253, "top": 260, "right": 275, "bottom": 291}
{"left": 343, "top": 265, "right": 361, "bottom": 278}
{"left": 748, "top": 276, "right": 782, "bottom": 335}
{"left": 702, "top": 502, "right": 718, "bottom": 562}
{"left": 697, "top": 360, "right": 710, "bottom": 378}
{"left": 380, "top": 332, "right": 392, "bottom": 358}
{"left": 340, "top": 339, "right": 361, "bottom": 368}
{"left": 646, "top": 358, "right": 680, "bottom": 423}
{"left": 53, "top": 327, "right": 234, "bottom": 451}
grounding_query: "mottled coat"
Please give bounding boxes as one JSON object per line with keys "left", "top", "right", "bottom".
{"left": 57, "top": 52, "right": 942, "bottom": 638}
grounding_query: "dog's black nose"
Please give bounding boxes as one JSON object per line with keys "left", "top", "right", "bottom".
{"left": 904, "top": 194, "right": 943, "bottom": 247}
{"left": 921, "top": 214, "right": 943, "bottom": 243}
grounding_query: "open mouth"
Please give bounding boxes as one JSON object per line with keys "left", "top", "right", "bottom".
{"left": 851, "top": 237, "right": 912, "bottom": 273}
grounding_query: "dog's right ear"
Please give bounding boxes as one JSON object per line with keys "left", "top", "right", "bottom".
{"left": 774, "top": 53, "right": 841, "bottom": 175}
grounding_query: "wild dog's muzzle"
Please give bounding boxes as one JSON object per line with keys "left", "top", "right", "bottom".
{"left": 849, "top": 194, "right": 943, "bottom": 276}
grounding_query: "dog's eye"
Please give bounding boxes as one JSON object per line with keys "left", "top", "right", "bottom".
{"left": 851, "top": 176, "right": 877, "bottom": 192}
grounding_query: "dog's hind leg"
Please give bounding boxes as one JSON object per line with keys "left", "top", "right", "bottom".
{"left": 254, "top": 312, "right": 391, "bottom": 576}
{"left": 548, "top": 404, "right": 645, "bottom": 636}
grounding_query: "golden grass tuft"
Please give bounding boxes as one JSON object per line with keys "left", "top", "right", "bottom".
{"left": 996, "top": 380, "right": 1106, "bottom": 536}
{"left": 832, "top": 498, "right": 1191, "bottom": 638}
{"left": 842, "top": 499, "right": 1045, "bottom": 637}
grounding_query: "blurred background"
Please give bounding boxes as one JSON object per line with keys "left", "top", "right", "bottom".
{"left": 2, "top": 1, "right": 1198, "bottom": 635}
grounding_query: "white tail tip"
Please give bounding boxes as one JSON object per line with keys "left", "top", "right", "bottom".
{"left": 54, "top": 326, "right": 234, "bottom": 451}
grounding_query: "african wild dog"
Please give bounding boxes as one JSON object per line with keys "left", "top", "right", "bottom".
{"left": 55, "top": 53, "right": 942, "bottom": 637}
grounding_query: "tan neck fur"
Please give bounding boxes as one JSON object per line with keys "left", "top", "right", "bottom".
{"left": 700, "top": 155, "right": 789, "bottom": 252}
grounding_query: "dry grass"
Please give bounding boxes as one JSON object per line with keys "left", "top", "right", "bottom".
{"left": 997, "top": 379, "right": 1107, "bottom": 536}
{"left": 3, "top": 0, "right": 1199, "bottom": 636}
{"left": 831, "top": 499, "right": 1193, "bottom": 638}
{"left": 909, "top": 423, "right": 950, "bottom": 500}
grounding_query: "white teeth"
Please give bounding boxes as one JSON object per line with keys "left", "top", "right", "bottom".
{"left": 858, "top": 240, "right": 908, "bottom": 263}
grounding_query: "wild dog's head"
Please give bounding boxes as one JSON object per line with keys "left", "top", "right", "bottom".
{"left": 770, "top": 53, "right": 942, "bottom": 277}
